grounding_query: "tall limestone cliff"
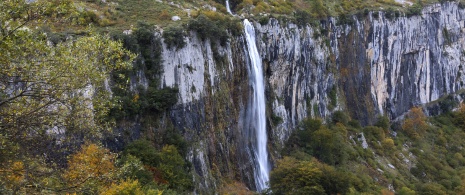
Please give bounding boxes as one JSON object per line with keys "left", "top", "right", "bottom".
{"left": 154, "top": 2, "right": 465, "bottom": 193}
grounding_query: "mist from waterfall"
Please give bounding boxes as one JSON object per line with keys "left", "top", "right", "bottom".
{"left": 243, "top": 19, "right": 270, "bottom": 192}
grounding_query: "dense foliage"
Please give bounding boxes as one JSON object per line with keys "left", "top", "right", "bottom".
{"left": 267, "top": 104, "right": 465, "bottom": 194}
{"left": 0, "top": 1, "right": 188, "bottom": 194}
{"left": 6, "top": 0, "right": 465, "bottom": 194}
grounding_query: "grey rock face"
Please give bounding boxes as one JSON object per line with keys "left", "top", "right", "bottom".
{"left": 155, "top": 2, "right": 465, "bottom": 193}
{"left": 373, "top": 3, "right": 465, "bottom": 118}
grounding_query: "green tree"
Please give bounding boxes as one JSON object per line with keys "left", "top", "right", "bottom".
{"left": 269, "top": 157, "right": 324, "bottom": 195}
{"left": 417, "top": 183, "right": 447, "bottom": 195}
{"left": 375, "top": 115, "right": 390, "bottom": 132}
{"left": 0, "top": 0, "right": 135, "bottom": 193}
{"left": 158, "top": 145, "right": 193, "bottom": 191}
{"left": 270, "top": 157, "right": 352, "bottom": 195}
{"left": 398, "top": 186, "right": 416, "bottom": 195}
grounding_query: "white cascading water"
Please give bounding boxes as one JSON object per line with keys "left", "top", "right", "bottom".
{"left": 243, "top": 19, "right": 270, "bottom": 191}
{"left": 225, "top": 0, "right": 232, "bottom": 14}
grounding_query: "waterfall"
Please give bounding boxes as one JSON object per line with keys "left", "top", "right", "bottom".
{"left": 226, "top": 0, "right": 232, "bottom": 14}
{"left": 243, "top": 19, "right": 270, "bottom": 192}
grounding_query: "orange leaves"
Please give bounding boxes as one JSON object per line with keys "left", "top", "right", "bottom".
{"left": 402, "top": 107, "right": 428, "bottom": 139}
{"left": 0, "top": 161, "right": 25, "bottom": 189}
{"left": 64, "top": 144, "right": 116, "bottom": 187}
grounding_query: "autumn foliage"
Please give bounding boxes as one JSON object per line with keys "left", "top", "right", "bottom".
{"left": 64, "top": 144, "right": 116, "bottom": 193}
{"left": 402, "top": 107, "right": 428, "bottom": 139}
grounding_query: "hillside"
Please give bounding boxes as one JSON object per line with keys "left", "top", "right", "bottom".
{"left": 3, "top": 0, "right": 465, "bottom": 194}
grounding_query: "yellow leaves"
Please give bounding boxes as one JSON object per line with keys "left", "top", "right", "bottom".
{"left": 133, "top": 94, "right": 140, "bottom": 102}
{"left": 64, "top": 144, "right": 116, "bottom": 185}
{"left": 382, "top": 138, "right": 395, "bottom": 153}
{"left": 0, "top": 160, "right": 25, "bottom": 190}
{"left": 100, "top": 180, "right": 142, "bottom": 195}
{"left": 2, "top": 29, "right": 135, "bottom": 144}
{"left": 7, "top": 161, "right": 24, "bottom": 185}
{"left": 402, "top": 107, "right": 428, "bottom": 139}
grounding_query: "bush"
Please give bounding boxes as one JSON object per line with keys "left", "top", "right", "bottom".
{"left": 294, "top": 10, "right": 311, "bottom": 27}
{"left": 328, "top": 86, "right": 337, "bottom": 109}
{"left": 123, "top": 141, "right": 192, "bottom": 191}
{"left": 406, "top": 3, "right": 422, "bottom": 17}
{"left": 270, "top": 157, "right": 351, "bottom": 195}
{"left": 337, "top": 14, "right": 354, "bottom": 26}
{"left": 332, "top": 111, "right": 349, "bottom": 125}
{"left": 163, "top": 25, "right": 186, "bottom": 50}
{"left": 363, "top": 126, "right": 385, "bottom": 141}
{"left": 402, "top": 107, "right": 427, "bottom": 139}
{"left": 188, "top": 14, "right": 229, "bottom": 45}
{"left": 375, "top": 115, "right": 390, "bottom": 132}
{"left": 417, "top": 183, "right": 447, "bottom": 195}
{"left": 142, "top": 87, "right": 179, "bottom": 113}
{"left": 124, "top": 140, "right": 160, "bottom": 166}
{"left": 258, "top": 16, "right": 270, "bottom": 25}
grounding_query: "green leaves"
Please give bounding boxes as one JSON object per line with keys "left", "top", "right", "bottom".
{"left": 0, "top": 1, "right": 136, "bottom": 193}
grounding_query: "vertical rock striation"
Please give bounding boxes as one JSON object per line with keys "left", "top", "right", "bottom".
{"left": 156, "top": 2, "right": 465, "bottom": 193}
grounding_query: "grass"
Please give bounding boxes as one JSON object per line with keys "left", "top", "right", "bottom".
{"left": 42, "top": 0, "right": 465, "bottom": 36}
{"left": 111, "top": 0, "right": 187, "bottom": 29}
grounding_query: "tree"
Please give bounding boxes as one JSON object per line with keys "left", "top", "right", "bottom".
{"left": 375, "top": 115, "right": 390, "bottom": 132}
{"left": 64, "top": 144, "right": 117, "bottom": 193}
{"left": 417, "top": 183, "right": 447, "bottom": 195}
{"left": 310, "top": 0, "right": 328, "bottom": 19}
{"left": 269, "top": 157, "right": 352, "bottom": 195}
{"left": 158, "top": 145, "right": 193, "bottom": 191}
{"left": 123, "top": 141, "right": 193, "bottom": 191}
{"left": 100, "top": 180, "right": 146, "bottom": 195}
{"left": 269, "top": 157, "right": 324, "bottom": 195}
{"left": 454, "top": 103, "right": 465, "bottom": 130}
{"left": 0, "top": 0, "right": 135, "bottom": 193}
{"left": 402, "top": 107, "right": 428, "bottom": 139}
{"left": 398, "top": 186, "right": 416, "bottom": 195}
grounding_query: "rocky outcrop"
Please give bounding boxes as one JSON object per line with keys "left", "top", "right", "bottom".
{"left": 156, "top": 2, "right": 465, "bottom": 193}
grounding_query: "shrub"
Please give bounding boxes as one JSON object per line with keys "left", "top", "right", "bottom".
{"left": 349, "top": 120, "right": 361, "bottom": 129}
{"left": 363, "top": 126, "right": 385, "bottom": 141}
{"left": 124, "top": 140, "right": 160, "bottom": 166}
{"left": 406, "top": 3, "right": 422, "bottom": 17}
{"left": 402, "top": 107, "right": 427, "bottom": 139}
{"left": 188, "top": 14, "right": 229, "bottom": 45}
{"left": 258, "top": 16, "right": 270, "bottom": 25}
{"left": 332, "top": 111, "right": 349, "bottom": 125}
{"left": 375, "top": 115, "right": 390, "bottom": 132}
{"left": 417, "top": 183, "right": 447, "bottom": 195}
{"left": 163, "top": 25, "right": 186, "bottom": 50}
{"left": 270, "top": 157, "right": 351, "bottom": 194}
{"left": 337, "top": 14, "right": 354, "bottom": 25}
{"left": 294, "top": 10, "right": 311, "bottom": 27}
{"left": 123, "top": 141, "right": 192, "bottom": 191}
{"left": 439, "top": 95, "right": 457, "bottom": 113}
{"left": 142, "top": 87, "right": 179, "bottom": 113}
{"left": 328, "top": 86, "right": 338, "bottom": 109}
{"left": 158, "top": 10, "right": 171, "bottom": 20}
{"left": 271, "top": 114, "right": 284, "bottom": 126}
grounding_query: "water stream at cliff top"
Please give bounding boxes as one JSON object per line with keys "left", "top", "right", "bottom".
{"left": 226, "top": 0, "right": 232, "bottom": 14}
{"left": 243, "top": 19, "right": 270, "bottom": 191}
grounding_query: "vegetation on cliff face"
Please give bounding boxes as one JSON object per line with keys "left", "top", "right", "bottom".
{"left": 5, "top": 0, "right": 465, "bottom": 194}
{"left": 265, "top": 103, "right": 465, "bottom": 194}
{"left": 0, "top": 0, "right": 190, "bottom": 194}
{"left": 64, "top": 0, "right": 465, "bottom": 31}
